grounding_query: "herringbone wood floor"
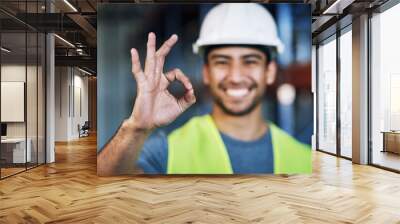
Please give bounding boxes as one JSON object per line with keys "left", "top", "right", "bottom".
{"left": 1, "top": 134, "right": 400, "bottom": 224}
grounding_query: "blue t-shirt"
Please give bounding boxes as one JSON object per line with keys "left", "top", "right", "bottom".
{"left": 137, "top": 129, "right": 274, "bottom": 174}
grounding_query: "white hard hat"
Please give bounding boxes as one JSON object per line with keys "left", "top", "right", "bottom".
{"left": 193, "top": 3, "right": 284, "bottom": 56}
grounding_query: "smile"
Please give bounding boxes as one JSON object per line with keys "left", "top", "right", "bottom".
{"left": 225, "top": 88, "right": 250, "bottom": 98}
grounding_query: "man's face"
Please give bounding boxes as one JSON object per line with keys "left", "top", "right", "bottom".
{"left": 203, "top": 46, "right": 276, "bottom": 116}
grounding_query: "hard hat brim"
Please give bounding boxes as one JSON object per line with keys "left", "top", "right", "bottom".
{"left": 193, "top": 39, "right": 284, "bottom": 56}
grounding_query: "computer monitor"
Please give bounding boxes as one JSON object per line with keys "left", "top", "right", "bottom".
{"left": 1, "top": 123, "right": 7, "bottom": 137}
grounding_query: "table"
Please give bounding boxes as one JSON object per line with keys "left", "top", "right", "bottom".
{"left": 1, "top": 138, "right": 31, "bottom": 164}
{"left": 381, "top": 131, "right": 400, "bottom": 154}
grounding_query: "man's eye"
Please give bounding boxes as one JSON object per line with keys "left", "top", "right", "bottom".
{"left": 245, "top": 60, "right": 258, "bottom": 65}
{"left": 214, "top": 61, "right": 228, "bottom": 65}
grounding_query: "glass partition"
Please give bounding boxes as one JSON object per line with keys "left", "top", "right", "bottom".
{"left": 317, "top": 35, "right": 337, "bottom": 154}
{"left": 0, "top": 1, "right": 46, "bottom": 179}
{"left": 1, "top": 30, "right": 28, "bottom": 177}
{"left": 339, "top": 27, "right": 352, "bottom": 158}
{"left": 371, "top": 3, "right": 400, "bottom": 171}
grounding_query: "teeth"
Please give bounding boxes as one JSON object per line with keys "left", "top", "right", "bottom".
{"left": 226, "top": 88, "right": 249, "bottom": 97}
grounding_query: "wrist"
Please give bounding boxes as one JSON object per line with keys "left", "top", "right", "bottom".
{"left": 123, "top": 116, "right": 153, "bottom": 135}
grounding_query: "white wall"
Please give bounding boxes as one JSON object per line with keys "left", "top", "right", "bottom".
{"left": 55, "top": 67, "right": 69, "bottom": 141}
{"left": 72, "top": 73, "right": 89, "bottom": 138}
{"left": 1, "top": 65, "right": 40, "bottom": 138}
{"left": 54, "top": 67, "right": 89, "bottom": 141}
{"left": 1, "top": 65, "right": 26, "bottom": 132}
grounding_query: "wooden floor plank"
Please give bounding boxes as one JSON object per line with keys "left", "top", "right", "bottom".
{"left": 0, "top": 134, "right": 400, "bottom": 223}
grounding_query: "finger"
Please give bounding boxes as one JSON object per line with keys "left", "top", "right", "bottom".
{"left": 155, "top": 34, "right": 178, "bottom": 76}
{"left": 164, "top": 70, "right": 175, "bottom": 83}
{"left": 130, "top": 48, "right": 144, "bottom": 80}
{"left": 165, "top": 69, "right": 193, "bottom": 90}
{"left": 145, "top": 32, "right": 156, "bottom": 76}
{"left": 173, "top": 68, "right": 193, "bottom": 91}
{"left": 165, "top": 69, "right": 196, "bottom": 111}
{"left": 158, "top": 34, "right": 178, "bottom": 57}
{"left": 178, "top": 88, "right": 196, "bottom": 112}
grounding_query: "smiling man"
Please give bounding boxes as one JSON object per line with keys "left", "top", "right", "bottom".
{"left": 97, "top": 3, "right": 312, "bottom": 175}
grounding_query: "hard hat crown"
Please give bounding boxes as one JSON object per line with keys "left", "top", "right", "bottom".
{"left": 193, "top": 3, "right": 284, "bottom": 55}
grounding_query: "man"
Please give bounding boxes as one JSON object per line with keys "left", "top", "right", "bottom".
{"left": 97, "top": 3, "right": 311, "bottom": 175}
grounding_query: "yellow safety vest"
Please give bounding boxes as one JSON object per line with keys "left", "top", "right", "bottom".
{"left": 167, "top": 115, "right": 312, "bottom": 174}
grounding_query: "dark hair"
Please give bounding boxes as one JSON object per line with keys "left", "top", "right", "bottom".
{"left": 202, "top": 44, "right": 277, "bottom": 64}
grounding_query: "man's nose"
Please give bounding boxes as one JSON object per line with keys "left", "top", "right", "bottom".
{"left": 228, "top": 64, "right": 244, "bottom": 82}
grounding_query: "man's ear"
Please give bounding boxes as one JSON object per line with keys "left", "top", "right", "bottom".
{"left": 265, "top": 61, "right": 277, "bottom": 85}
{"left": 203, "top": 64, "right": 210, "bottom": 86}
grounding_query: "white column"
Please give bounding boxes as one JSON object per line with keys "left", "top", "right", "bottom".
{"left": 352, "top": 14, "right": 369, "bottom": 164}
{"left": 46, "top": 1, "right": 55, "bottom": 163}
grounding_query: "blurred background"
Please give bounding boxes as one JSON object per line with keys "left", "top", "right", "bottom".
{"left": 97, "top": 3, "right": 312, "bottom": 150}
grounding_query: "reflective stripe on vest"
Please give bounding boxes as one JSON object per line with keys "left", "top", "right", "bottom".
{"left": 167, "top": 115, "right": 312, "bottom": 174}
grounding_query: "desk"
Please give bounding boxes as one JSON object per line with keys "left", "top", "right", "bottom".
{"left": 1, "top": 138, "right": 31, "bottom": 163}
{"left": 382, "top": 131, "right": 400, "bottom": 154}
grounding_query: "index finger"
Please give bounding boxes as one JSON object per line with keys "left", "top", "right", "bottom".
{"left": 155, "top": 35, "right": 178, "bottom": 76}
{"left": 165, "top": 68, "right": 193, "bottom": 91}
{"left": 157, "top": 34, "right": 178, "bottom": 58}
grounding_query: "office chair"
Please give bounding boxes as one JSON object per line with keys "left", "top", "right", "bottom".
{"left": 78, "top": 121, "right": 90, "bottom": 138}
